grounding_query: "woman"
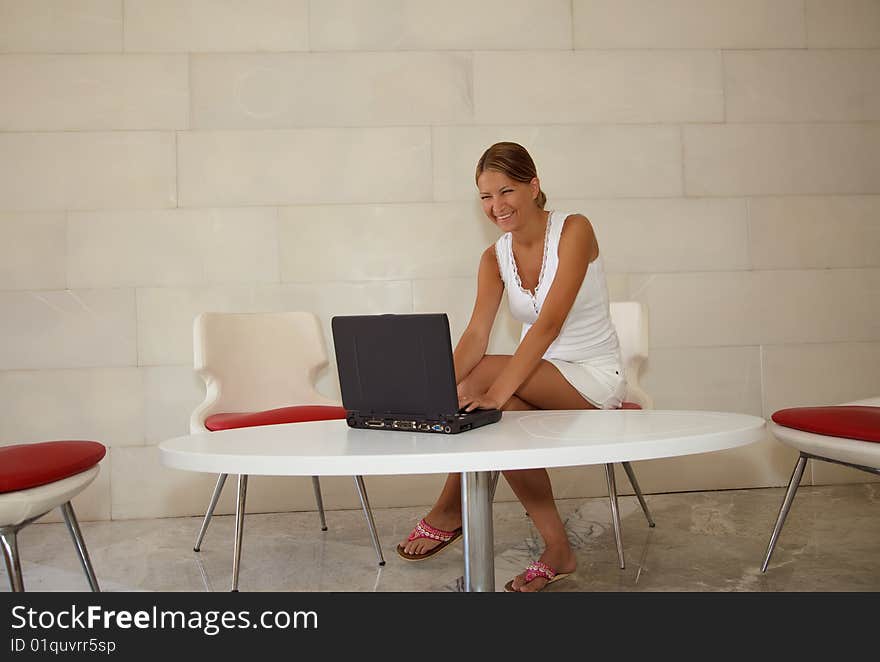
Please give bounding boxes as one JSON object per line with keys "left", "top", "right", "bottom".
{"left": 398, "top": 142, "right": 626, "bottom": 592}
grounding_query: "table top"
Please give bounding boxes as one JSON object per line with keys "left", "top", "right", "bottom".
{"left": 159, "top": 409, "right": 766, "bottom": 476}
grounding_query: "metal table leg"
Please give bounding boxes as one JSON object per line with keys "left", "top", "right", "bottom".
{"left": 461, "top": 471, "right": 495, "bottom": 592}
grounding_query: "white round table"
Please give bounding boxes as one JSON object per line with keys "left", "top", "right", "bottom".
{"left": 160, "top": 409, "right": 766, "bottom": 591}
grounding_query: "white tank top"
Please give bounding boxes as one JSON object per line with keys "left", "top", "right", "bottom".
{"left": 494, "top": 211, "right": 621, "bottom": 363}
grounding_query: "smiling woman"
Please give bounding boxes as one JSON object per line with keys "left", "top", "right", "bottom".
{"left": 397, "top": 141, "right": 627, "bottom": 592}
{"left": 476, "top": 141, "right": 548, "bottom": 215}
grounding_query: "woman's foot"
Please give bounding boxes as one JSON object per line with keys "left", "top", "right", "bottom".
{"left": 506, "top": 546, "right": 576, "bottom": 592}
{"left": 398, "top": 510, "right": 462, "bottom": 558}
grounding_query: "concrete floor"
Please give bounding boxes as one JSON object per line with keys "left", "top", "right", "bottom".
{"left": 3, "top": 483, "right": 879, "bottom": 592}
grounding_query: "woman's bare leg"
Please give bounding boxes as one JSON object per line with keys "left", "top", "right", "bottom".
{"left": 402, "top": 355, "right": 595, "bottom": 578}
{"left": 502, "top": 467, "right": 576, "bottom": 591}
{"left": 400, "top": 395, "right": 532, "bottom": 556}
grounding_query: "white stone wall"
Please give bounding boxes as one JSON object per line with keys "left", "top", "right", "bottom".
{"left": 1, "top": 0, "right": 878, "bottom": 521}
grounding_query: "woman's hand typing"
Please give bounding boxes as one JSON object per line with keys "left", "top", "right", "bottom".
{"left": 458, "top": 391, "right": 503, "bottom": 412}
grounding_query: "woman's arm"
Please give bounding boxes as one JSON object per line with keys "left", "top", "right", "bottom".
{"left": 467, "top": 214, "right": 597, "bottom": 410}
{"left": 453, "top": 245, "right": 504, "bottom": 384}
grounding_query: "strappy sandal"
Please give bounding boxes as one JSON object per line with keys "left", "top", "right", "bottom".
{"left": 504, "top": 560, "right": 571, "bottom": 592}
{"left": 396, "top": 518, "right": 463, "bottom": 561}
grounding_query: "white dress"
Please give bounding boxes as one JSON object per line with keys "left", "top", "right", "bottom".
{"left": 494, "top": 210, "right": 626, "bottom": 409}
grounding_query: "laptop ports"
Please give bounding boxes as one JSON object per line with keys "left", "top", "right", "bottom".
{"left": 365, "top": 420, "right": 385, "bottom": 428}
{"left": 393, "top": 420, "right": 417, "bottom": 430}
{"left": 430, "top": 424, "right": 444, "bottom": 432}
{"left": 418, "top": 423, "right": 431, "bottom": 431}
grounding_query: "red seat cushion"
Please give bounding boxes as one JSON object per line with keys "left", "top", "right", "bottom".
{"left": 620, "top": 402, "right": 642, "bottom": 410}
{"left": 205, "top": 405, "right": 347, "bottom": 432}
{"left": 0, "top": 441, "right": 106, "bottom": 494}
{"left": 771, "top": 406, "right": 880, "bottom": 443}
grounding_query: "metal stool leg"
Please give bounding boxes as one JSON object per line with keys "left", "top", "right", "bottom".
{"left": 231, "top": 474, "right": 248, "bottom": 592}
{"left": 1, "top": 528, "right": 24, "bottom": 592}
{"left": 312, "top": 476, "right": 328, "bottom": 531}
{"left": 604, "top": 463, "right": 626, "bottom": 569}
{"left": 761, "top": 454, "right": 808, "bottom": 573}
{"left": 621, "top": 462, "right": 655, "bottom": 527}
{"left": 1, "top": 530, "right": 12, "bottom": 579}
{"left": 194, "top": 473, "right": 227, "bottom": 552}
{"left": 354, "top": 476, "right": 385, "bottom": 566}
{"left": 61, "top": 502, "right": 100, "bottom": 592}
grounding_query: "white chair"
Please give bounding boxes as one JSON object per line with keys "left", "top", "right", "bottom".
{"left": 761, "top": 396, "right": 880, "bottom": 572}
{"left": 609, "top": 301, "right": 652, "bottom": 410}
{"left": 189, "top": 312, "right": 384, "bottom": 590}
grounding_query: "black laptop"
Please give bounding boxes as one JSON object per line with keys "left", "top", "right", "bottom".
{"left": 331, "top": 313, "right": 502, "bottom": 434}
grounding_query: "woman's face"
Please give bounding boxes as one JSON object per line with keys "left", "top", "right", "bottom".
{"left": 476, "top": 169, "right": 539, "bottom": 232}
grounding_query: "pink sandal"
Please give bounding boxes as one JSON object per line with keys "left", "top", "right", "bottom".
{"left": 396, "top": 518, "right": 463, "bottom": 561}
{"left": 504, "top": 560, "right": 571, "bottom": 592}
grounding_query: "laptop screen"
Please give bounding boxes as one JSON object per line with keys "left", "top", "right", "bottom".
{"left": 331, "top": 314, "right": 460, "bottom": 418}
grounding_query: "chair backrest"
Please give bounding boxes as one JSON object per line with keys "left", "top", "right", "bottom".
{"left": 189, "top": 312, "right": 338, "bottom": 433}
{"left": 609, "top": 301, "right": 653, "bottom": 409}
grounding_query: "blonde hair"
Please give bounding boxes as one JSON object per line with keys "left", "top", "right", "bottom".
{"left": 475, "top": 142, "right": 546, "bottom": 209}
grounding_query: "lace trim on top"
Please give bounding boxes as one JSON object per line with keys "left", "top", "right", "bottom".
{"left": 493, "top": 238, "right": 505, "bottom": 284}
{"left": 510, "top": 211, "right": 553, "bottom": 314}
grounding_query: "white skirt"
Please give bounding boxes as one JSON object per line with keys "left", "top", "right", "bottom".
{"left": 546, "top": 354, "right": 627, "bottom": 410}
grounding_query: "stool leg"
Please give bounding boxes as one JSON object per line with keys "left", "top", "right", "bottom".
{"left": 761, "top": 454, "right": 808, "bottom": 573}
{"left": 621, "top": 462, "right": 655, "bottom": 527}
{"left": 354, "top": 476, "right": 385, "bottom": 566}
{"left": 604, "top": 463, "right": 626, "bottom": 569}
{"left": 1, "top": 528, "right": 24, "bottom": 592}
{"left": 61, "top": 501, "right": 100, "bottom": 592}
{"left": 1, "top": 533, "right": 10, "bottom": 577}
{"left": 312, "top": 476, "right": 328, "bottom": 531}
{"left": 194, "top": 473, "right": 228, "bottom": 552}
{"left": 231, "top": 474, "right": 248, "bottom": 592}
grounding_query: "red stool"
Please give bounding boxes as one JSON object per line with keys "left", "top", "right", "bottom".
{"left": 762, "top": 400, "right": 880, "bottom": 572}
{"left": 0, "top": 441, "right": 105, "bottom": 592}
